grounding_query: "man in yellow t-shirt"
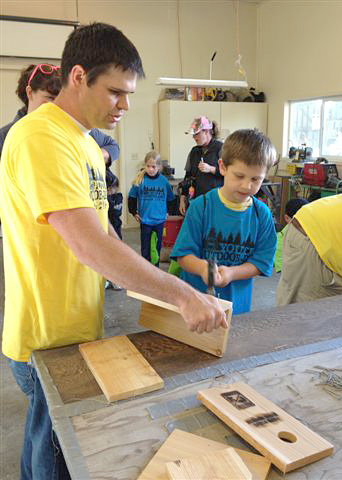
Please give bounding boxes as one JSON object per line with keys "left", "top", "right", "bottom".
{"left": 0, "top": 23, "right": 228, "bottom": 479}
{"left": 276, "top": 194, "right": 342, "bottom": 306}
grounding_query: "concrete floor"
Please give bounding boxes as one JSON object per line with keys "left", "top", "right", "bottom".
{"left": 0, "top": 228, "right": 278, "bottom": 480}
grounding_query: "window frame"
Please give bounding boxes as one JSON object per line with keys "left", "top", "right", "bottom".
{"left": 286, "top": 95, "right": 342, "bottom": 161}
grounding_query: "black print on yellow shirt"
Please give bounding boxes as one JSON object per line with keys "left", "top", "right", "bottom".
{"left": 86, "top": 162, "right": 107, "bottom": 210}
{"left": 203, "top": 229, "right": 255, "bottom": 264}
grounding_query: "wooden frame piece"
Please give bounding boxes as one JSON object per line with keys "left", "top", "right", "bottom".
{"left": 166, "top": 447, "right": 252, "bottom": 480}
{"left": 138, "top": 428, "right": 271, "bottom": 480}
{"left": 79, "top": 335, "right": 164, "bottom": 402}
{"left": 127, "top": 291, "right": 232, "bottom": 357}
{"left": 198, "top": 382, "right": 334, "bottom": 473}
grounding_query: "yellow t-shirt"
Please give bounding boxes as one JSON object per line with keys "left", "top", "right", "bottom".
{"left": 295, "top": 194, "right": 342, "bottom": 277}
{"left": 0, "top": 103, "right": 108, "bottom": 361}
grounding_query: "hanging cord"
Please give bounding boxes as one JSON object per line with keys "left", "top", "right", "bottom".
{"left": 75, "top": 0, "right": 79, "bottom": 22}
{"left": 233, "top": 0, "right": 248, "bottom": 84}
{"left": 177, "top": 0, "right": 183, "bottom": 78}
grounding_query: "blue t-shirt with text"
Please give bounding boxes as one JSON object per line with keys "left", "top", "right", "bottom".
{"left": 171, "top": 189, "right": 277, "bottom": 314}
{"left": 128, "top": 173, "right": 174, "bottom": 226}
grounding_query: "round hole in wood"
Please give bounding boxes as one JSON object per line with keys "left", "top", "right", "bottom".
{"left": 278, "top": 431, "right": 297, "bottom": 443}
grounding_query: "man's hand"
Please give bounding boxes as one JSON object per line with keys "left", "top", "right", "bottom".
{"left": 179, "top": 195, "right": 187, "bottom": 216}
{"left": 198, "top": 162, "right": 215, "bottom": 174}
{"left": 134, "top": 214, "right": 140, "bottom": 223}
{"left": 179, "top": 291, "right": 228, "bottom": 333}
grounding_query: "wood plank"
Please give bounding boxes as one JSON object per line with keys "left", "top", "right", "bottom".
{"left": 166, "top": 447, "right": 252, "bottom": 480}
{"left": 138, "top": 429, "right": 271, "bottom": 480}
{"left": 198, "top": 382, "right": 334, "bottom": 473}
{"left": 127, "top": 290, "right": 232, "bottom": 357}
{"left": 79, "top": 336, "right": 164, "bottom": 402}
{"left": 127, "top": 290, "right": 233, "bottom": 313}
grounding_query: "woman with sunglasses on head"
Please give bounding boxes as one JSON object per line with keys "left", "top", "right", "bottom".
{"left": 0, "top": 64, "right": 61, "bottom": 155}
{"left": 0, "top": 63, "right": 120, "bottom": 166}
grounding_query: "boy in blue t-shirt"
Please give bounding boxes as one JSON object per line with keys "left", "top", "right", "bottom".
{"left": 171, "top": 129, "right": 277, "bottom": 315}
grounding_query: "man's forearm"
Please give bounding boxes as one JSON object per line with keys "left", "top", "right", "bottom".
{"left": 47, "top": 208, "right": 197, "bottom": 311}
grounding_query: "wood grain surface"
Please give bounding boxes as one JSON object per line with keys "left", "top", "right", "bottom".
{"left": 166, "top": 447, "right": 252, "bottom": 480}
{"left": 138, "top": 429, "right": 270, "bottom": 480}
{"left": 35, "top": 296, "right": 342, "bottom": 403}
{"left": 71, "top": 348, "right": 342, "bottom": 479}
{"left": 79, "top": 336, "right": 164, "bottom": 402}
{"left": 127, "top": 290, "right": 232, "bottom": 357}
{"left": 198, "top": 382, "right": 334, "bottom": 473}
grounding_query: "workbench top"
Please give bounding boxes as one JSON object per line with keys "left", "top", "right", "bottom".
{"left": 32, "top": 295, "right": 342, "bottom": 479}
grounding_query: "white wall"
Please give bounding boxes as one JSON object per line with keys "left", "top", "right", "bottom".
{"left": 0, "top": 0, "right": 258, "bottom": 226}
{"left": 257, "top": 0, "right": 342, "bottom": 157}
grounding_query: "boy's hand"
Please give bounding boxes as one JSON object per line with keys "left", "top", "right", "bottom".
{"left": 179, "top": 291, "right": 228, "bottom": 333}
{"left": 134, "top": 214, "right": 140, "bottom": 223}
{"left": 215, "top": 266, "right": 235, "bottom": 287}
{"left": 200, "top": 262, "right": 234, "bottom": 288}
{"left": 200, "top": 260, "right": 220, "bottom": 286}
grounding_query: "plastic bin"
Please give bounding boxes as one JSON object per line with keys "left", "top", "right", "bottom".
{"left": 162, "top": 215, "right": 184, "bottom": 247}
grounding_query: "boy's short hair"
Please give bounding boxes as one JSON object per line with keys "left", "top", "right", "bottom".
{"left": 16, "top": 64, "right": 61, "bottom": 108}
{"left": 61, "top": 22, "right": 145, "bottom": 86}
{"left": 285, "top": 197, "right": 308, "bottom": 218}
{"left": 221, "top": 129, "right": 276, "bottom": 170}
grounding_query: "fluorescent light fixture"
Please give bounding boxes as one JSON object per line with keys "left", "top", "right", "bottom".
{"left": 156, "top": 77, "right": 248, "bottom": 88}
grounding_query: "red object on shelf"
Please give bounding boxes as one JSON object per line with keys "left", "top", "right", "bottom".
{"left": 303, "top": 163, "right": 338, "bottom": 186}
{"left": 162, "top": 216, "right": 184, "bottom": 247}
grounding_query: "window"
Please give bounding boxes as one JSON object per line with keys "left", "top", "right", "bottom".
{"left": 287, "top": 96, "right": 342, "bottom": 158}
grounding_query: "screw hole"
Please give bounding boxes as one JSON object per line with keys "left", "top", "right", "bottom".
{"left": 278, "top": 431, "right": 297, "bottom": 443}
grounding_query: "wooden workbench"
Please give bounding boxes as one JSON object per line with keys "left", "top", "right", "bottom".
{"left": 32, "top": 296, "right": 342, "bottom": 479}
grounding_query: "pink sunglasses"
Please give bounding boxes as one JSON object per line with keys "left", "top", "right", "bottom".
{"left": 27, "top": 64, "right": 60, "bottom": 87}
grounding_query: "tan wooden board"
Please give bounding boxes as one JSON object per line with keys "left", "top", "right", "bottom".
{"left": 79, "top": 336, "right": 164, "bottom": 402}
{"left": 138, "top": 429, "right": 271, "bottom": 480}
{"left": 127, "top": 290, "right": 232, "bottom": 357}
{"left": 198, "top": 381, "right": 334, "bottom": 473}
{"left": 166, "top": 447, "right": 252, "bottom": 480}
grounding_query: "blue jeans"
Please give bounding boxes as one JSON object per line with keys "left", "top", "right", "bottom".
{"left": 140, "top": 222, "right": 164, "bottom": 267}
{"left": 8, "top": 359, "right": 71, "bottom": 480}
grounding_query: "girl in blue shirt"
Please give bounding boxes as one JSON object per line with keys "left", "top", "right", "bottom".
{"left": 128, "top": 151, "right": 174, "bottom": 266}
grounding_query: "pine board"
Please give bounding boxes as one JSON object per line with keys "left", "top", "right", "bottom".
{"left": 79, "top": 336, "right": 164, "bottom": 402}
{"left": 166, "top": 447, "right": 252, "bottom": 480}
{"left": 127, "top": 290, "right": 232, "bottom": 357}
{"left": 138, "top": 429, "right": 271, "bottom": 480}
{"left": 198, "top": 381, "right": 334, "bottom": 473}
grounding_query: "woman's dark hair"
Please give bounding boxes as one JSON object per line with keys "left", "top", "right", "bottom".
{"left": 211, "top": 121, "right": 219, "bottom": 140}
{"left": 16, "top": 64, "right": 61, "bottom": 108}
{"left": 61, "top": 23, "right": 145, "bottom": 86}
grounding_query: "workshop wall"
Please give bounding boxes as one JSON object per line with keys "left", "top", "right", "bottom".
{"left": 257, "top": 0, "right": 342, "bottom": 159}
{"left": 0, "top": 0, "right": 258, "bottom": 226}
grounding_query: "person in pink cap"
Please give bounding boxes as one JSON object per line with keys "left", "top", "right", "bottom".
{"left": 179, "top": 116, "right": 223, "bottom": 215}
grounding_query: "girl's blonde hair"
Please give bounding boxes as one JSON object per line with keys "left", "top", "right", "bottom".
{"left": 132, "top": 150, "right": 161, "bottom": 185}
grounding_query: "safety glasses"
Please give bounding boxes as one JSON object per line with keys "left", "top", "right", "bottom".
{"left": 27, "top": 64, "right": 60, "bottom": 87}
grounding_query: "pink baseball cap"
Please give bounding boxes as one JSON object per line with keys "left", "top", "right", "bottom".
{"left": 185, "top": 116, "right": 213, "bottom": 135}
